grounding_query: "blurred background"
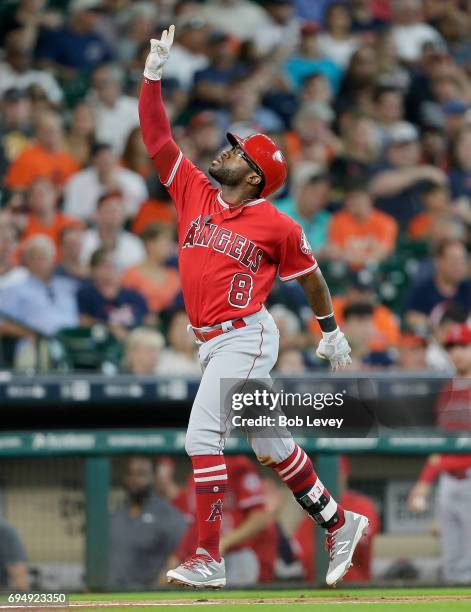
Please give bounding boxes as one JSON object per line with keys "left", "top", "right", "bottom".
{"left": 0, "top": 0, "right": 470, "bottom": 594}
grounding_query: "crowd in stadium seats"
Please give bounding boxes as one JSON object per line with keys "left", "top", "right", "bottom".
{"left": 0, "top": 0, "right": 470, "bottom": 373}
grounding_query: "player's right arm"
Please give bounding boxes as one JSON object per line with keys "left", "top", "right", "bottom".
{"left": 138, "top": 26, "right": 211, "bottom": 213}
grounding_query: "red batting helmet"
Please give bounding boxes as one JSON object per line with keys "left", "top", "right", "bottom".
{"left": 226, "top": 132, "right": 288, "bottom": 198}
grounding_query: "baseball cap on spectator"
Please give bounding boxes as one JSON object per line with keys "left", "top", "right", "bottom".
{"left": 347, "top": 269, "right": 375, "bottom": 292}
{"left": 444, "top": 324, "right": 471, "bottom": 348}
{"left": 399, "top": 334, "right": 427, "bottom": 348}
{"left": 70, "top": 0, "right": 103, "bottom": 12}
{"left": 176, "top": 14, "right": 207, "bottom": 31}
{"left": 301, "top": 22, "right": 321, "bottom": 36}
{"left": 385, "top": 122, "right": 419, "bottom": 146}
{"left": 442, "top": 100, "right": 469, "bottom": 116}
{"left": 3, "top": 88, "right": 28, "bottom": 103}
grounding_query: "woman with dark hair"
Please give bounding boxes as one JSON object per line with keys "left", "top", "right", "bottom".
{"left": 317, "top": 2, "right": 360, "bottom": 69}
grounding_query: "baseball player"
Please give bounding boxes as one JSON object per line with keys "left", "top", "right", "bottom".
{"left": 139, "top": 25, "right": 368, "bottom": 588}
{"left": 408, "top": 323, "right": 471, "bottom": 583}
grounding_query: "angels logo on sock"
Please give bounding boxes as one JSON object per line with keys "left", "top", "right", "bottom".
{"left": 206, "top": 498, "right": 223, "bottom": 522}
{"left": 300, "top": 230, "right": 313, "bottom": 256}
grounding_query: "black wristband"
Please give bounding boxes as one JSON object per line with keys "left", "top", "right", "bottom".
{"left": 316, "top": 312, "right": 337, "bottom": 333}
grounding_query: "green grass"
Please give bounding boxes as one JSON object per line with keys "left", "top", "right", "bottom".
{"left": 70, "top": 587, "right": 471, "bottom": 611}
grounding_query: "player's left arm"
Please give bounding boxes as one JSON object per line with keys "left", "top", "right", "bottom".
{"left": 297, "top": 269, "right": 352, "bottom": 370}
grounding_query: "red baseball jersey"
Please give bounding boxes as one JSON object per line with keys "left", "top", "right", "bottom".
{"left": 165, "top": 156, "right": 317, "bottom": 327}
{"left": 139, "top": 80, "right": 318, "bottom": 328}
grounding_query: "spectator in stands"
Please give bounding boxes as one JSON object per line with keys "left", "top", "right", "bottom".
{"left": 408, "top": 182, "right": 453, "bottom": 241}
{"left": 341, "top": 302, "right": 377, "bottom": 367}
{"left": 0, "top": 518, "right": 29, "bottom": 591}
{"left": 122, "top": 223, "right": 180, "bottom": 316}
{"left": 270, "top": 304, "right": 310, "bottom": 353}
{"left": 0, "top": 28, "right": 63, "bottom": 105}
{"left": 121, "top": 127, "right": 153, "bottom": 179}
{"left": 64, "top": 143, "right": 148, "bottom": 221}
{"left": 312, "top": 271, "right": 400, "bottom": 351}
{"left": 201, "top": 0, "right": 269, "bottom": 43}
{"left": 88, "top": 64, "right": 139, "bottom": 155}
{"left": 426, "top": 303, "right": 466, "bottom": 373}
{"left": 5, "top": 111, "right": 79, "bottom": 190}
{"left": 80, "top": 191, "right": 145, "bottom": 269}
{"left": 396, "top": 333, "right": 427, "bottom": 370}
{"left": 440, "top": 8, "right": 471, "bottom": 70}
{"left": 336, "top": 45, "right": 377, "bottom": 115}
{"left": 391, "top": 0, "right": 444, "bottom": 63}
{"left": 65, "top": 101, "right": 96, "bottom": 168}
{"left": 36, "top": 0, "right": 113, "bottom": 77}
{"left": 158, "top": 310, "right": 200, "bottom": 377}
{"left": 0, "top": 214, "right": 27, "bottom": 290}
{"left": 131, "top": 185, "right": 175, "bottom": 235}
{"left": 124, "top": 327, "right": 164, "bottom": 375}
{"left": 369, "top": 121, "right": 447, "bottom": 229}
{"left": 21, "top": 177, "right": 80, "bottom": 247}
{"left": 254, "top": 0, "right": 300, "bottom": 58}
{"left": 404, "top": 239, "right": 471, "bottom": 331}
{"left": 163, "top": 14, "right": 209, "bottom": 90}
{"left": 329, "top": 113, "right": 379, "bottom": 192}
{"left": 275, "top": 174, "right": 332, "bottom": 253}
{"left": 55, "top": 225, "right": 88, "bottom": 288}
{"left": 374, "top": 86, "right": 405, "bottom": 140}
{"left": 78, "top": 247, "right": 149, "bottom": 340}
{"left": 327, "top": 180, "right": 398, "bottom": 268}
{"left": 284, "top": 22, "right": 342, "bottom": 93}
{"left": 317, "top": 2, "right": 360, "bottom": 69}
{"left": 293, "top": 455, "right": 380, "bottom": 583}
{"left": 449, "top": 126, "right": 471, "bottom": 202}
{"left": 351, "top": 0, "right": 387, "bottom": 33}
{"left": 0, "top": 88, "right": 33, "bottom": 179}
{"left": 109, "top": 456, "right": 186, "bottom": 590}
{"left": 0, "top": 235, "right": 78, "bottom": 338}
{"left": 191, "top": 32, "right": 247, "bottom": 112}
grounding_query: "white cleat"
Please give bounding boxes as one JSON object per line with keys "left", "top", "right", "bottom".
{"left": 325, "top": 511, "right": 369, "bottom": 586}
{"left": 167, "top": 547, "right": 226, "bottom": 589}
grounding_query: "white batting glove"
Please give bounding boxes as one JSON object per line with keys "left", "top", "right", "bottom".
{"left": 316, "top": 327, "right": 352, "bottom": 371}
{"left": 144, "top": 24, "right": 175, "bottom": 81}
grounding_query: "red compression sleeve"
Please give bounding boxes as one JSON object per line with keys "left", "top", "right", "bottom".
{"left": 138, "top": 78, "right": 180, "bottom": 181}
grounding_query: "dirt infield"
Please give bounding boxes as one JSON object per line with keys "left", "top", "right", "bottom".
{"left": 2, "top": 594, "right": 471, "bottom": 610}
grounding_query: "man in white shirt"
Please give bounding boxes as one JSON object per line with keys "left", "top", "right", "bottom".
{"left": 0, "top": 30, "right": 63, "bottom": 105}
{"left": 63, "top": 143, "right": 147, "bottom": 221}
{"left": 163, "top": 14, "right": 209, "bottom": 90}
{"left": 391, "top": 0, "right": 444, "bottom": 63}
{"left": 80, "top": 191, "right": 145, "bottom": 269}
{"left": 88, "top": 64, "right": 139, "bottom": 155}
{"left": 201, "top": 0, "right": 269, "bottom": 43}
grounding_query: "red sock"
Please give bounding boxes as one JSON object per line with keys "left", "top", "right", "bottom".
{"left": 273, "top": 445, "right": 345, "bottom": 532}
{"left": 191, "top": 455, "right": 227, "bottom": 561}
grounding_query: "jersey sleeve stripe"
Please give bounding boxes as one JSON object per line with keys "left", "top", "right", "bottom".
{"left": 278, "top": 262, "right": 319, "bottom": 282}
{"left": 162, "top": 150, "right": 183, "bottom": 187}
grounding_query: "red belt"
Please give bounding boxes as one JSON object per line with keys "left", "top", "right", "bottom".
{"left": 192, "top": 318, "right": 247, "bottom": 343}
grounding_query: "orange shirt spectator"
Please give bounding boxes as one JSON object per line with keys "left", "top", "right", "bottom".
{"left": 20, "top": 178, "right": 81, "bottom": 249}
{"left": 122, "top": 265, "right": 180, "bottom": 313}
{"left": 122, "top": 222, "right": 180, "bottom": 313}
{"left": 328, "top": 183, "right": 398, "bottom": 268}
{"left": 6, "top": 144, "right": 79, "bottom": 190}
{"left": 5, "top": 111, "right": 79, "bottom": 189}
{"left": 131, "top": 198, "right": 175, "bottom": 235}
